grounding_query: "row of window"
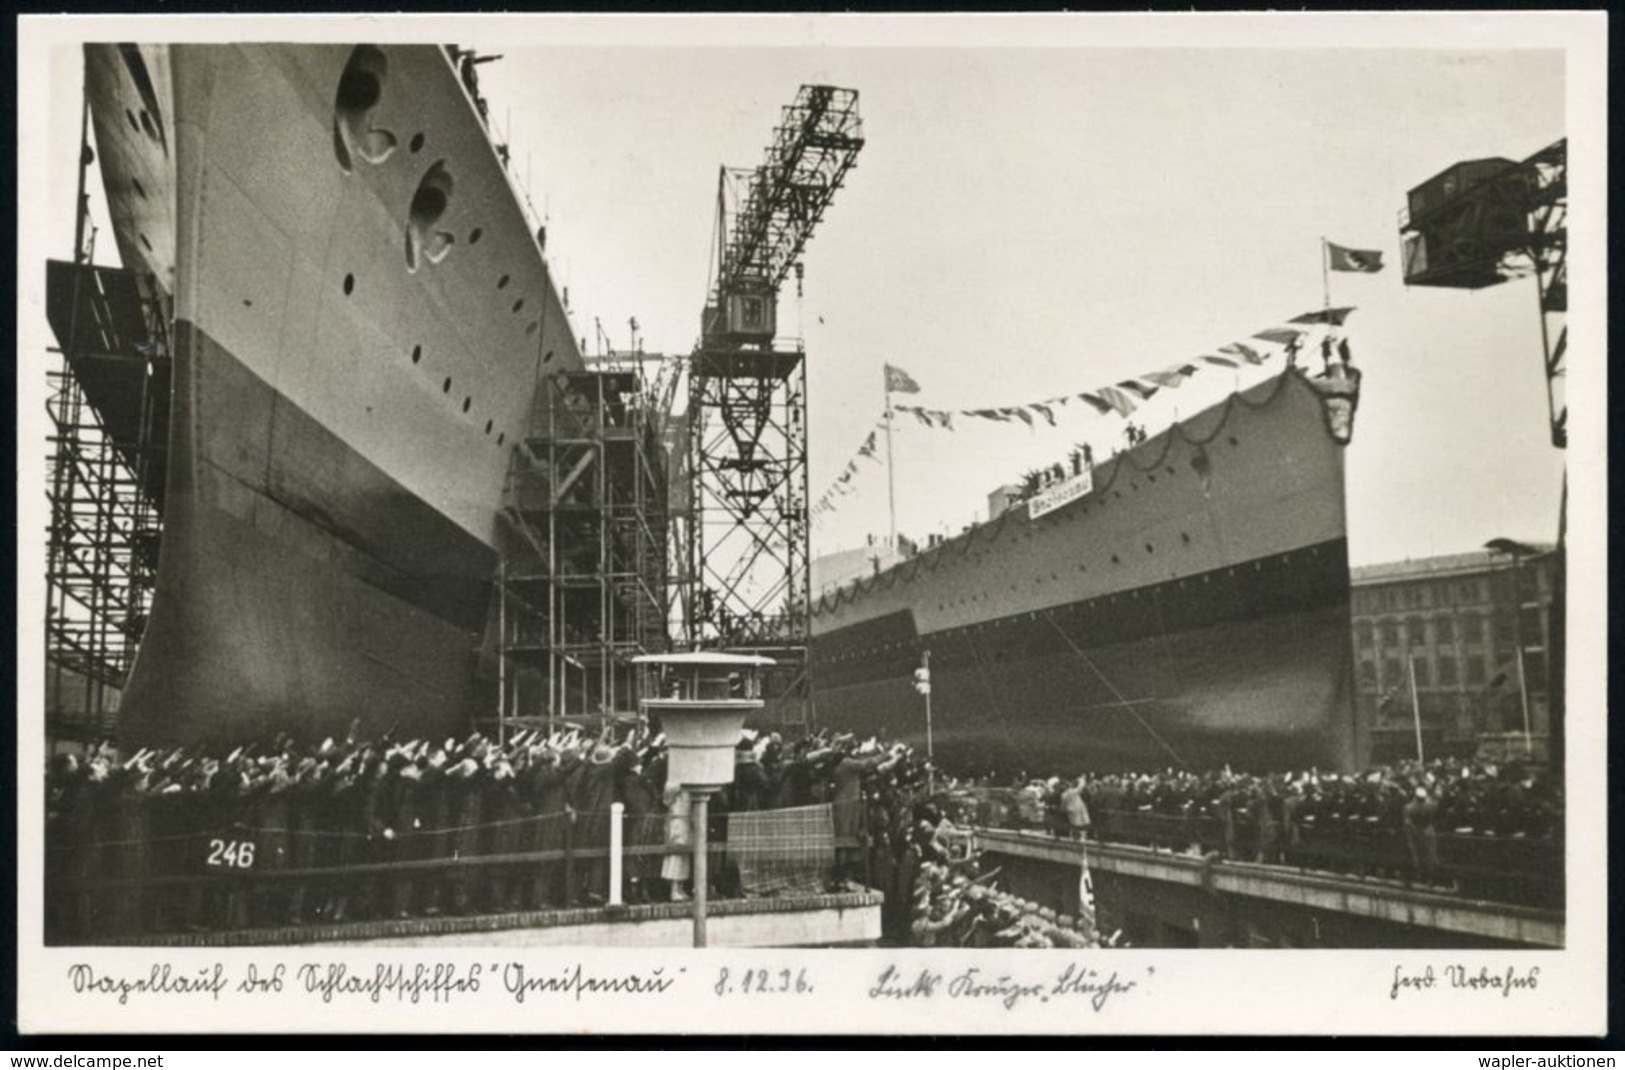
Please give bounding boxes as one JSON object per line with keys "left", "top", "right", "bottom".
{"left": 1358, "top": 650, "right": 1549, "bottom": 691}
{"left": 1352, "top": 610, "right": 1540, "bottom": 652}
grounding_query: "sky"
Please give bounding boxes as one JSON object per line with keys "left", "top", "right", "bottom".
{"left": 475, "top": 42, "right": 1568, "bottom": 567}
{"left": 42, "top": 22, "right": 1574, "bottom": 569}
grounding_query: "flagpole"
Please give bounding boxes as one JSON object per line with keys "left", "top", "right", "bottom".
{"left": 1320, "top": 236, "right": 1331, "bottom": 311}
{"left": 1408, "top": 655, "right": 1425, "bottom": 763}
{"left": 883, "top": 373, "right": 897, "bottom": 550}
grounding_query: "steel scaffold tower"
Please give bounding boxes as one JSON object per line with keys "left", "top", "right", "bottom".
{"left": 44, "top": 252, "right": 171, "bottom": 746}
{"left": 491, "top": 361, "right": 670, "bottom": 739}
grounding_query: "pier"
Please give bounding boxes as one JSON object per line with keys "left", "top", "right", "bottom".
{"left": 975, "top": 827, "right": 1563, "bottom": 949}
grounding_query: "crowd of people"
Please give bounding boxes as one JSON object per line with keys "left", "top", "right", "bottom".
{"left": 45, "top": 723, "right": 933, "bottom": 940}
{"left": 46, "top": 721, "right": 1564, "bottom": 942}
{"left": 965, "top": 756, "right": 1561, "bottom": 880}
{"left": 904, "top": 831, "right": 1115, "bottom": 949}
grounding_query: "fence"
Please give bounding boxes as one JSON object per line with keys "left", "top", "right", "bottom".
{"left": 965, "top": 791, "right": 1562, "bottom": 908}
{"left": 45, "top": 801, "right": 835, "bottom": 943}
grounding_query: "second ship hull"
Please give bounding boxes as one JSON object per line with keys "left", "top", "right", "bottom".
{"left": 810, "top": 370, "right": 1369, "bottom": 775}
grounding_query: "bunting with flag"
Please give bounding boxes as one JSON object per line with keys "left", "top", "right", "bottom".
{"left": 813, "top": 308, "right": 1354, "bottom": 523}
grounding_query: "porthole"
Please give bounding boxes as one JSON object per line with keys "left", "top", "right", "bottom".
{"left": 411, "top": 344, "right": 422, "bottom": 364}
{"left": 139, "top": 110, "right": 157, "bottom": 140}
{"left": 1111, "top": 554, "right": 1120, "bottom": 564}
{"left": 1228, "top": 436, "right": 1239, "bottom": 446}
{"left": 512, "top": 298, "right": 525, "bottom": 313}
{"left": 410, "top": 132, "right": 425, "bottom": 153}
{"left": 132, "top": 177, "right": 146, "bottom": 199}
{"left": 462, "top": 397, "right": 472, "bottom": 413}
{"left": 497, "top": 274, "right": 510, "bottom": 289}
{"left": 498, "top": 433, "right": 506, "bottom": 446}
{"left": 484, "top": 419, "right": 493, "bottom": 434}
{"left": 126, "top": 109, "right": 139, "bottom": 133}
{"left": 442, "top": 377, "right": 452, "bottom": 393}
{"left": 139, "top": 233, "right": 153, "bottom": 253}
{"left": 343, "top": 273, "right": 355, "bottom": 295}
{"left": 1145, "top": 544, "right": 1154, "bottom": 554}
{"left": 542, "top": 350, "right": 554, "bottom": 364}
{"left": 469, "top": 227, "right": 483, "bottom": 244}
{"left": 1181, "top": 532, "right": 1191, "bottom": 544}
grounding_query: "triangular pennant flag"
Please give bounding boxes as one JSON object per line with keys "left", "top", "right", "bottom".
{"left": 1142, "top": 364, "right": 1193, "bottom": 389}
{"left": 1253, "top": 327, "right": 1307, "bottom": 346}
{"left": 972, "top": 409, "right": 1010, "bottom": 422}
{"left": 1078, "top": 393, "right": 1114, "bottom": 415}
{"left": 1096, "top": 386, "right": 1138, "bottom": 417}
{"left": 1289, "top": 306, "right": 1356, "bottom": 326}
{"left": 1219, "top": 343, "right": 1266, "bottom": 365}
{"left": 1202, "top": 355, "right": 1239, "bottom": 368}
{"left": 932, "top": 410, "right": 955, "bottom": 431}
{"left": 1116, "top": 380, "right": 1160, "bottom": 401}
{"left": 1032, "top": 402, "right": 1057, "bottom": 427}
{"left": 1007, "top": 407, "right": 1035, "bottom": 427}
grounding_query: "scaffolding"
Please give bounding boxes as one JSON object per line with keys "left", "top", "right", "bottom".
{"left": 43, "top": 255, "right": 171, "bottom": 747}
{"left": 491, "top": 362, "right": 669, "bottom": 738}
{"left": 684, "top": 347, "right": 813, "bottom": 729}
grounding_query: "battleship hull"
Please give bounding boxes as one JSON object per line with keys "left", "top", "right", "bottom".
{"left": 810, "top": 370, "right": 1369, "bottom": 775}
{"left": 82, "top": 44, "right": 582, "bottom": 746}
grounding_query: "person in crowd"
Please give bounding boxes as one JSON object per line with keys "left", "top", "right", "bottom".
{"left": 1061, "top": 777, "right": 1091, "bottom": 840}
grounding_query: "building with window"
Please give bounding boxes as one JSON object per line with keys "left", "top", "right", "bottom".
{"left": 1350, "top": 546, "right": 1557, "bottom": 761}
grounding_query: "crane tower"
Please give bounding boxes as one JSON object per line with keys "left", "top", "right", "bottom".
{"left": 679, "top": 85, "right": 864, "bottom": 729}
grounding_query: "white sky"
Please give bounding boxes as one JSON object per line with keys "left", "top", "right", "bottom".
{"left": 479, "top": 43, "right": 1568, "bottom": 567}
{"left": 43, "top": 23, "right": 1573, "bottom": 568}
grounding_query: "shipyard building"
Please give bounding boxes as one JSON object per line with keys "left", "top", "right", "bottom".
{"left": 1351, "top": 546, "right": 1557, "bottom": 762}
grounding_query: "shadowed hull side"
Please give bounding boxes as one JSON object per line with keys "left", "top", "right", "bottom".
{"left": 118, "top": 323, "right": 496, "bottom": 747}
{"left": 812, "top": 543, "right": 1361, "bottom": 774}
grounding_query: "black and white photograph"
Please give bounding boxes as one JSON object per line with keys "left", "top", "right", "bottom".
{"left": 15, "top": 12, "right": 1607, "bottom": 1038}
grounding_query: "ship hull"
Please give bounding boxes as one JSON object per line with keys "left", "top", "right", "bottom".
{"left": 82, "top": 43, "right": 583, "bottom": 746}
{"left": 810, "top": 370, "right": 1368, "bottom": 775}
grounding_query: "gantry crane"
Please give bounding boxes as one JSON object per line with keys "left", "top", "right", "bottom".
{"left": 673, "top": 84, "right": 864, "bottom": 728}
{"left": 1397, "top": 137, "right": 1568, "bottom": 766}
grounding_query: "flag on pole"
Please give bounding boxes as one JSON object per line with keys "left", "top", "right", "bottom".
{"left": 884, "top": 363, "right": 921, "bottom": 394}
{"left": 1326, "top": 243, "right": 1384, "bottom": 273}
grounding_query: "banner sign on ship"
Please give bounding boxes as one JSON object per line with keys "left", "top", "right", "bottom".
{"left": 1028, "top": 468, "right": 1094, "bottom": 520}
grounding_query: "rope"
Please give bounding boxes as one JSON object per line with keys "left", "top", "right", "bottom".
{"left": 1041, "top": 611, "right": 1187, "bottom": 768}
